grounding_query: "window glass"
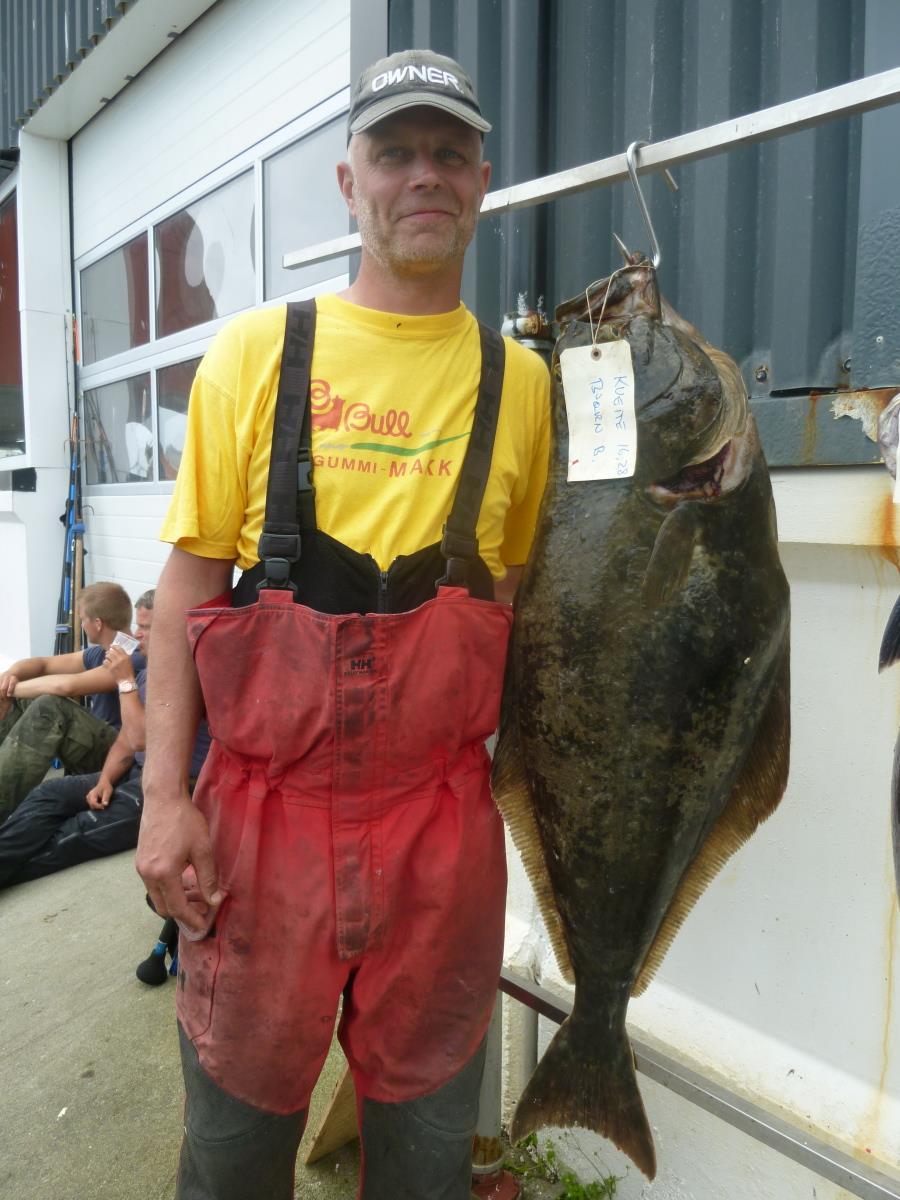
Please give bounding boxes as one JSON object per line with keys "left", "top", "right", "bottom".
{"left": 264, "top": 117, "right": 349, "bottom": 298}
{"left": 0, "top": 193, "right": 25, "bottom": 456}
{"left": 80, "top": 233, "right": 149, "bottom": 365}
{"left": 157, "top": 357, "right": 201, "bottom": 480}
{"left": 83, "top": 374, "right": 153, "bottom": 484}
{"left": 155, "top": 172, "right": 255, "bottom": 338}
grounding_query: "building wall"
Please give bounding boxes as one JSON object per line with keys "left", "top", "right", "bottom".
{"left": 68, "top": 0, "right": 351, "bottom": 601}
{"left": 388, "top": 0, "right": 900, "bottom": 410}
{"left": 71, "top": 0, "right": 351, "bottom": 262}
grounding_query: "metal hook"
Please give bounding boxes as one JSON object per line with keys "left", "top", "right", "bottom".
{"left": 623, "top": 140, "right": 678, "bottom": 270}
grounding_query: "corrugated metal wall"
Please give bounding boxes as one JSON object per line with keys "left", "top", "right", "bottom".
{"left": 0, "top": 0, "right": 136, "bottom": 151}
{"left": 388, "top": 0, "right": 900, "bottom": 403}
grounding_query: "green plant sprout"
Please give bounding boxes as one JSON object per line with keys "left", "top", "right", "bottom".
{"left": 505, "top": 1132, "right": 620, "bottom": 1198}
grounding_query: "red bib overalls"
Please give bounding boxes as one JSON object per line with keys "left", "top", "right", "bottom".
{"left": 176, "top": 302, "right": 513, "bottom": 1116}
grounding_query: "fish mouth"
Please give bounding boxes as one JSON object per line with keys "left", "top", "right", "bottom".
{"left": 647, "top": 427, "right": 755, "bottom": 503}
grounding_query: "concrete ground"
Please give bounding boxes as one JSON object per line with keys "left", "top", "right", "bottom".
{"left": 0, "top": 852, "right": 361, "bottom": 1200}
{"left": 1, "top": 852, "right": 561, "bottom": 1200}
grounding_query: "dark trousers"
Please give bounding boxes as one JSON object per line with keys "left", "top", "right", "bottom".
{"left": 176, "top": 1024, "right": 485, "bottom": 1200}
{"left": 0, "top": 767, "right": 143, "bottom": 887}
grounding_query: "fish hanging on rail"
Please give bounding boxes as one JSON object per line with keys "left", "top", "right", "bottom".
{"left": 493, "top": 253, "right": 791, "bottom": 1179}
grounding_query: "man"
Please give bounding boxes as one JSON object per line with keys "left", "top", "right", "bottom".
{"left": 137, "top": 49, "right": 550, "bottom": 1200}
{"left": 0, "top": 581, "right": 145, "bottom": 818}
{"left": 0, "top": 592, "right": 150, "bottom": 884}
{"left": 0, "top": 592, "right": 210, "bottom": 886}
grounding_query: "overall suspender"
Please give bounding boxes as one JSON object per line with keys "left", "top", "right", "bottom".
{"left": 256, "top": 300, "right": 506, "bottom": 597}
{"left": 256, "top": 300, "right": 317, "bottom": 592}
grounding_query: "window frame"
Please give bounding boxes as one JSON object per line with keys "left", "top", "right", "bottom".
{"left": 75, "top": 91, "right": 350, "bottom": 496}
{"left": 0, "top": 173, "right": 25, "bottom": 466}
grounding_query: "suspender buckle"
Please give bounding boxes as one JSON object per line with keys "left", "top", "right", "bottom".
{"left": 439, "top": 525, "right": 479, "bottom": 591}
{"left": 440, "top": 557, "right": 471, "bottom": 588}
{"left": 256, "top": 529, "right": 300, "bottom": 592}
{"left": 440, "top": 526, "right": 479, "bottom": 562}
{"left": 257, "top": 557, "right": 297, "bottom": 593}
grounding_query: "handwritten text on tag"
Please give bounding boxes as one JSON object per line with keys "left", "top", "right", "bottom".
{"left": 560, "top": 340, "right": 637, "bottom": 482}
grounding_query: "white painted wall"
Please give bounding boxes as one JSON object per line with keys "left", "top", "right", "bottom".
{"left": 80, "top": 492, "right": 172, "bottom": 599}
{"left": 0, "top": 137, "right": 75, "bottom": 659}
{"left": 0, "top": 470, "right": 69, "bottom": 662}
{"left": 71, "top": 0, "right": 351, "bottom": 261}
{"left": 503, "top": 465, "right": 900, "bottom": 1197}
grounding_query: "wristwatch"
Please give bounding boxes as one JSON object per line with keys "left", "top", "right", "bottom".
{"left": 118, "top": 680, "right": 138, "bottom": 694}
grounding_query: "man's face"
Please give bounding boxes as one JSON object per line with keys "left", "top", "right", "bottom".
{"left": 79, "top": 608, "right": 103, "bottom": 645}
{"left": 134, "top": 606, "right": 153, "bottom": 657}
{"left": 338, "top": 107, "right": 491, "bottom": 277}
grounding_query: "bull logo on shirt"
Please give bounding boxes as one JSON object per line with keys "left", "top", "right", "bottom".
{"left": 310, "top": 380, "right": 345, "bottom": 430}
{"left": 311, "top": 379, "right": 413, "bottom": 439}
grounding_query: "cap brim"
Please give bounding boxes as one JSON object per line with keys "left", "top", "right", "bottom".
{"left": 348, "top": 93, "right": 491, "bottom": 137}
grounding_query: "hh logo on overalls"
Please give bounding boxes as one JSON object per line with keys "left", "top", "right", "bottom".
{"left": 344, "top": 657, "right": 375, "bottom": 676}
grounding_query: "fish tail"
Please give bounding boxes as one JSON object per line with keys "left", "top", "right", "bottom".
{"left": 509, "top": 1014, "right": 656, "bottom": 1180}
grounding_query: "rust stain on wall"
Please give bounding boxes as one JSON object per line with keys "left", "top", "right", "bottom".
{"left": 802, "top": 393, "right": 820, "bottom": 463}
{"left": 852, "top": 869, "right": 898, "bottom": 1164}
{"left": 878, "top": 495, "right": 900, "bottom": 570}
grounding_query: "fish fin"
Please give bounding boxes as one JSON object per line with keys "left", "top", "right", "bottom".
{"left": 510, "top": 1014, "right": 656, "bottom": 1180}
{"left": 633, "top": 640, "right": 790, "bottom": 997}
{"left": 879, "top": 596, "right": 900, "bottom": 671}
{"left": 492, "top": 711, "right": 576, "bottom": 986}
{"left": 642, "top": 502, "right": 702, "bottom": 607}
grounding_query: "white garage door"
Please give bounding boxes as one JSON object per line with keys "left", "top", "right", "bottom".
{"left": 70, "top": 0, "right": 352, "bottom": 598}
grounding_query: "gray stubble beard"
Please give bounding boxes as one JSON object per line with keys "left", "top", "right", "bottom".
{"left": 354, "top": 198, "right": 478, "bottom": 279}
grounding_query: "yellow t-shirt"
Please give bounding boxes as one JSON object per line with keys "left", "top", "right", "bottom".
{"left": 161, "top": 294, "right": 550, "bottom": 578}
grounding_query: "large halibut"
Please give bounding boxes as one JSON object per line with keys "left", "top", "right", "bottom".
{"left": 493, "top": 257, "right": 791, "bottom": 1178}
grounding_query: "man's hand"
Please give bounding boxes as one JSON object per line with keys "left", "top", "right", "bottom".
{"left": 135, "top": 794, "right": 222, "bottom": 936}
{"left": 0, "top": 671, "right": 18, "bottom": 720}
{"left": 0, "top": 670, "right": 19, "bottom": 699}
{"left": 86, "top": 778, "right": 114, "bottom": 810}
{"left": 103, "top": 645, "right": 136, "bottom": 685}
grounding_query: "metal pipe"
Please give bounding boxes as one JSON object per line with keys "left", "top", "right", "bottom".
{"left": 472, "top": 996, "right": 504, "bottom": 1177}
{"left": 471, "top": 996, "right": 521, "bottom": 1199}
{"left": 283, "top": 63, "right": 900, "bottom": 270}
{"left": 498, "top": 969, "right": 900, "bottom": 1200}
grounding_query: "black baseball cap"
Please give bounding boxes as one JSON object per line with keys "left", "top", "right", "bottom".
{"left": 347, "top": 49, "right": 491, "bottom": 139}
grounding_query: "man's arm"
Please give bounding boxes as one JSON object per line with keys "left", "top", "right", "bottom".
{"left": 0, "top": 651, "right": 86, "bottom": 690}
{"left": 103, "top": 645, "right": 145, "bottom": 749}
{"left": 85, "top": 729, "right": 136, "bottom": 811}
{"left": 135, "top": 547, "right": 234, "bottom": 933}
{"left": 495, "top": 565, "right": 524, "bottom": 606}
{"left": 0, "top": 650, "right": 88, "bottom": 718}
{"left": 12, "top": 664, "right": 118, "bottom": 702}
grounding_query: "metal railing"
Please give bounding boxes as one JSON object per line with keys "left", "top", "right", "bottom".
{"left": 283, "top": 64, "right": 900, "bottom": 271}
{"left": 490, "top": 969, "right": 900, "bottom": 1200}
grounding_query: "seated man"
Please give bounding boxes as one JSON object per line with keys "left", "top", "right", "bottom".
{"left": 0, "top": 581, "right": 145, "bottom": 818}
{"left": 0, "top": 591, "right": 210, "bottom": 887}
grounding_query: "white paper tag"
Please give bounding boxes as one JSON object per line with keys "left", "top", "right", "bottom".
{"left": 894, "top": 468, "right": 900, "bottom": 504}
{"left": 560, "top": 340, "right": 637, "bottom": 482}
